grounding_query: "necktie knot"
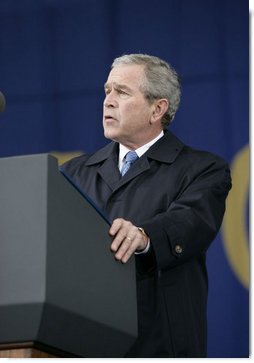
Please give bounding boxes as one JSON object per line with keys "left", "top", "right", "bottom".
{"left": 125, "top": 151, "right": 138, "bottom": 163}
{"left": 120, "top": 151, "right": 139, "bottom": 176}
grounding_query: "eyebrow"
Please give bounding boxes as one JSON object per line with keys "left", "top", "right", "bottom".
{"left": 104, "top": 82, "right": 132, "bottom": 93}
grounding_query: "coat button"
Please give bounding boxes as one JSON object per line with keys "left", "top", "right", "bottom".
{"left": 175, "top": 244, "right": 183, "bottom": 254}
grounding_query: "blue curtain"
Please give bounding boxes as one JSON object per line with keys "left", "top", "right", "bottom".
{"left": 0, "top": 0, "right": 248, "bottom": 357}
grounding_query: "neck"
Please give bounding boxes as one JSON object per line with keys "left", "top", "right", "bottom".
{"left": 118, "top": 130, "right": 164, "bottom": 150}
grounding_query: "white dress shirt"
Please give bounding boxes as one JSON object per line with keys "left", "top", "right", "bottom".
{"left": 118, "top": 131, "right": 164, "bottom": 169}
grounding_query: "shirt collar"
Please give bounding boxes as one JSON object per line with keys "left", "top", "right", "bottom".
{"left": 119, "top": 131, "right": 164, "bottom": 167}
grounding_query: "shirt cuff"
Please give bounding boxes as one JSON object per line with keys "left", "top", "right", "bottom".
{"left": 135, "top": 238, "right": 151, "bottom": 255}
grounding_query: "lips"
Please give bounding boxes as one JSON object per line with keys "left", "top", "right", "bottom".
{"left": 104, "top": 115, "right": 117, "bottom": 122}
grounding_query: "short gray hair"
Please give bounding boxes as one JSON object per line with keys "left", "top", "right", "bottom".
{"left": 112, "top": 53, "right": 181, "bottom": 128}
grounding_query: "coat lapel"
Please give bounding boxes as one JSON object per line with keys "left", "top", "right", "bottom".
{"left": 84, "top": 142, "right": 122, "bottom": 190}
{"left": 98, "top": 156, "right": 121, "bottom": 190}
{"left": 116, "top": 156, "right": 151, "bottom": 189}
{"left": 83, "top": 131, "right": 185, "bottom": 192}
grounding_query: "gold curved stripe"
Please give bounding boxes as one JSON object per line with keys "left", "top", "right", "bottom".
{"left": 50, "top": 151, "right": 83, "bottom": 166}
{"left": 221, "top": 145, "right": 249, "bottom": 289}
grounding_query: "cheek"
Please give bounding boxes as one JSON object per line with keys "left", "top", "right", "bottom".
{"left": 119, "top": 100, "right": 151, "bottom": 127}
{"left": 121, "top": 101, "right": 141, "bottom": 118}
{"left": 118, "top": 104, "right": 132, "bottom": 123}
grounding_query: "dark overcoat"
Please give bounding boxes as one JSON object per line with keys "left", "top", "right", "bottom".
{"left": 61, "top": 131, "right": 231, "bottom": 358}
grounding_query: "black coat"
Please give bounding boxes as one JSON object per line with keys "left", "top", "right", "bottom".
{"left": 61, "top": 131, "right": 232, "bottom": 358}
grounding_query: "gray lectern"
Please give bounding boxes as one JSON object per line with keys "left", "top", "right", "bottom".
{"left": 0, "top": 154, "right": 137, "bottom": 358}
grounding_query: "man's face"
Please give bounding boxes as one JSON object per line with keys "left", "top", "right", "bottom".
{"left": 103, "top": 64, "right": 155, "bottom": 149}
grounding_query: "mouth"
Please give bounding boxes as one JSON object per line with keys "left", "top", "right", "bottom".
{"left": 104, "top": 115, "right": 117, "bottom": 123}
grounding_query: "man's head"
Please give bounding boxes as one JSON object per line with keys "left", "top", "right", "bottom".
{"left": 112, "top": 54, "right": 181, "bottom": 127}
{"left": 103, "top": 53, "right": 181, "bottom": 149}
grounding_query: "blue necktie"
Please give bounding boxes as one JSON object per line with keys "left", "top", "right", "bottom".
{"left": 120, "top": 151, "right": 139, "bottom": 176}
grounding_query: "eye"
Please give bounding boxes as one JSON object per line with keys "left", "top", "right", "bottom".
{"left": 118, "top": 89, "right": 128, "bottom": 96}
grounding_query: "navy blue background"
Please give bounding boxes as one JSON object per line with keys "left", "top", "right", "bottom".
{"left": 0, "top": 0, "right": 249, "bottom": 357}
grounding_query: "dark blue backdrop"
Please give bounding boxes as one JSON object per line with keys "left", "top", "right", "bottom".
{"left": 0, "top": 0, "right": 249, "bottom": 357}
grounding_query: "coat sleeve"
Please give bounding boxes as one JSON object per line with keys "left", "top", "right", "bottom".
{"left": 137, "top": 154, "right": 232, "bottom": 272}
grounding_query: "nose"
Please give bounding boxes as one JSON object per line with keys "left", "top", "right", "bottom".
{"left": 104, "top": 91, "right": 117, "bottom": 108}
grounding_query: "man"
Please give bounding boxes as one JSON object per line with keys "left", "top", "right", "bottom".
{"left": 61, "top": 54, "right": 231, "bottom": 357}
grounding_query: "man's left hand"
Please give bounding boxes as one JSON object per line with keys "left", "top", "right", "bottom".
{"left": 109, "top": 218, "right": 148, "bottom": 263}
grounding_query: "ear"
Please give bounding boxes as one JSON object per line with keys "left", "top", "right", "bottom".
{"left": 150, "top": 99, "right": 169, "bottom": 124}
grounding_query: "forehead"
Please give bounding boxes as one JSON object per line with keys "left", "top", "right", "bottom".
{"left": 105, "top": 64, "right": 145, "bottom": 88}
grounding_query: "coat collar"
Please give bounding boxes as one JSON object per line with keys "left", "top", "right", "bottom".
{"left": 84, "top": 141, "right": 118, "bottom": 166}
{"left": 146, "top": 130, "right": 184, "bottom": 163}
{"left": 84, "top": 130, "right": 184, "bottom": 166}
{"left": 83, "top": 131, "right": 185, "bottom": 191}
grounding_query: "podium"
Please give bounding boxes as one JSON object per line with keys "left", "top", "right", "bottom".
{"left": 0, "top": 154, "right": 137, "bottom": 358}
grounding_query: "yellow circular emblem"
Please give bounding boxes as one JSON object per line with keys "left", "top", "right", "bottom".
{"left": 221, "top": 145, "right": 249, "bottom": 289}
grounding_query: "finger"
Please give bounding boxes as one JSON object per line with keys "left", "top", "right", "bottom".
{"left": 121, "top": 240, "right": 139, "bottom": 263}
{"left": 120, "top": 229, "right": 148, "bottom": 263}
{"left": 111, "top": 228, "right": 129, "bottom": 252}
{"left": 115, "top": 235, "right": 134, "bottom": 261}
{"left": 109, "top": 218, "right": 124, "bottom": 236}
{"left": 110, "top": 219, "right": 133, "bottom": 252}
{"left": 115, "top": 227, "right": 139, "bottom": 261}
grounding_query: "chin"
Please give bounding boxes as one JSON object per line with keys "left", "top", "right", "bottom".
{"left": 104, "top": 129, "right": 118, "bottom": 141}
